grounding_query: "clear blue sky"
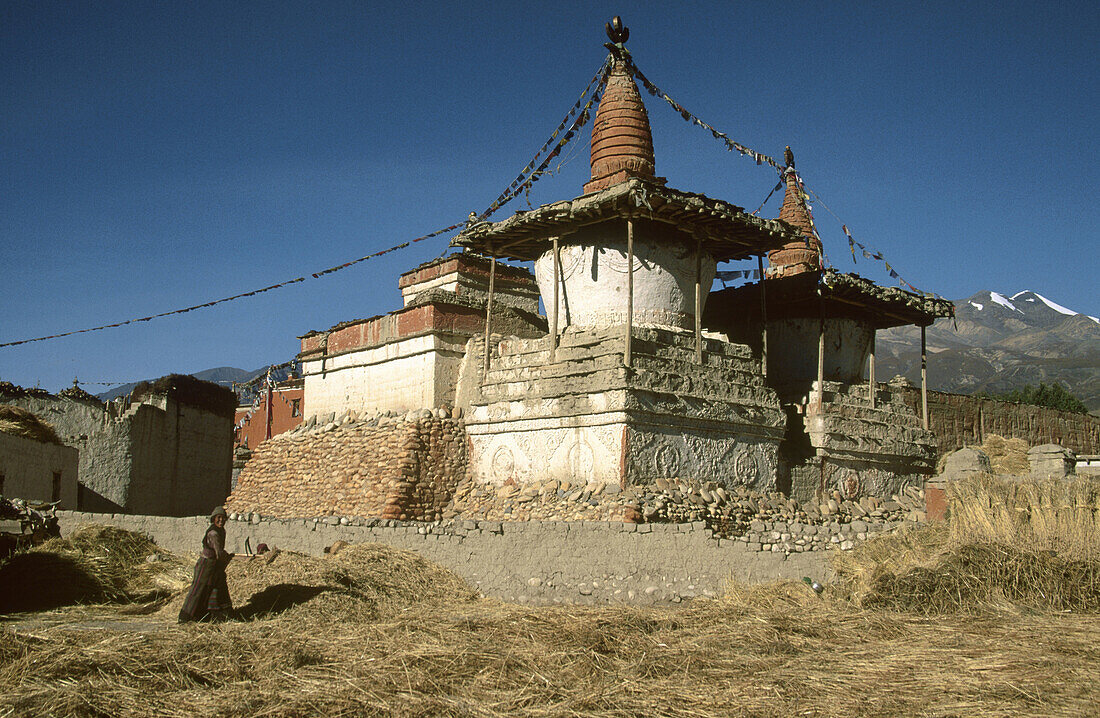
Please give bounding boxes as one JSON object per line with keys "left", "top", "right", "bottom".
{"left": 2, "top": 1, "right": 1097, "bottom": 393}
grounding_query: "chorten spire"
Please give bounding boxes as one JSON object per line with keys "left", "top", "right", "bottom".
{"left": 583, "top": 18, "right": 657, "bottom": 194}
{"left": 767, "top": 146, "right": 823, "bottom": 278}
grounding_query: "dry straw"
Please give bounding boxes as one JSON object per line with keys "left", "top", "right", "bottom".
{"left": 978, "top": 434, "right": 1031, "bottom": 475}
{"left": 157, "top": 543, "right": 480, "bottom": 623}
{"left": 0, "top": 404, "right": 62, "bottom": 445}
{"left": 0, "top": 525, "right": 189, "bottom": 612}
{"left": 3, "top": 584, "right": 1099, "bottom": 716}
{"left": 3, "top": 471, "right": 1100, "bottom": 718}
{"left": 834, "top": 473, "right": 1100, "bottom": 613}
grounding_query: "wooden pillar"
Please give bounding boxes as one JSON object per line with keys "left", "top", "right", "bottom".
{"left": 921, "top": 324, "right": 929, "bottom": 430}
{"left": 625, "top": 219, "right": 634, "bottom": 368}
{"left": 816, "top": 294, "right": 825, "bottom": 394}
{"left": 694, "top": 237, "right": 703, "bottom": 364}
{"left": 550, "top": 237, "right": 560, "bottom": 362}
{"left": 483, "top": 246, "right": 496, "bottom": 380}
{"left": 868, "top": 330, "right": 876, "bottom": 409}
{"left": 758, "top": 254, "right": 768, "bottom": 377}
{"left": 264, "top": 368, "right": 273, "bottom": 440}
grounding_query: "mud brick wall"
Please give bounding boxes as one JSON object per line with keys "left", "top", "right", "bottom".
{"left": 226, "top": 416, "right": 465, "bottom": 521}
{"left": 899, "top": 388, "right": 1100, "bottom": 457}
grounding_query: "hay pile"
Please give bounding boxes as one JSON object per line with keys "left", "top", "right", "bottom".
{"left": 0, "top": 525, "right": 190, "bottom": 612}
{"left": 160, "top": 543, "right": 478, "bottom": 623}
{"left": 0, "top": 523, "right": 477, "bottom": 622}
{"left": 834, "top": 473, "right": 1100, "bottom": 613}
{"left": 3, "top": 592, "right": 1099, "bottom": 716}
{"left": 2, "top": 512, "right": 1100, "bottom": 715}
{"left": 0, "top": 404, "right": 62, "bottom": 445}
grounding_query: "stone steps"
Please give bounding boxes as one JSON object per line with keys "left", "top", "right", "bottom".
{"left": 479, "top": 362, "right": 779, "bottom": 410}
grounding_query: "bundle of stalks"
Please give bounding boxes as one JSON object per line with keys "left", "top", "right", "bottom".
{"left": 835, "top": 474, "right": 1100, "bottom": 613}
{"left": 0, "top": 525, "right": 189, "bottom": 612}
{"left": 979, "top": 433, "right": 1030, "bottom": 475}
{"left": 948, "top": 472, "right": 1100, "bottom": 559}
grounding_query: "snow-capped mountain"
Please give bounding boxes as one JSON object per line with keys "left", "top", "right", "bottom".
{"left": 876, "top": 290, "right": 1100, "bottom": 413}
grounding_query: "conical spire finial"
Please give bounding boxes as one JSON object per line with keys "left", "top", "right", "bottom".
{"left": 584, "top": 18, "right": 656, "bottom": 194}
{"left": 767, "top": 146, "right": 823, "bottom": 278}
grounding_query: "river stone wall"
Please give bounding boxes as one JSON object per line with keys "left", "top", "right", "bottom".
{"left": 226, "top": 413, "right": 465, "bottom": 521}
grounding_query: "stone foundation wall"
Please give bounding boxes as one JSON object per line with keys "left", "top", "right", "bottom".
{"left": 464, "top": 326, "right": 784, "bottom": 490}
{"left": 779, "top": 380, "right": 936, "bottom": 503}
{"left": 226, "top": 414, "right": 465, "bottom": 521}
{"left": 897, "top": 388, "right": 1100, "bottom": 457}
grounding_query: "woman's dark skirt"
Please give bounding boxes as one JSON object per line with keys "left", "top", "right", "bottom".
{"left": 178, "top": 556, "right": 232, "bottom": 623}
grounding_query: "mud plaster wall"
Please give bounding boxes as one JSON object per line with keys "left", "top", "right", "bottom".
{"left": 0, "top": 394, "right": 232, "bottom": 515}
{"left": 56, "top": 510, "right": 830, "bottom": 606}
{"left": 125, "top": 402, "right": 234, "bottom": 517}
{"left": 227, "top": 417, "right": 465, "bottom": 521}
{"left": 300, "top": 301, "right": 545, "bottom": 421}
{"left": 302, "top": 333, "right": 470, "bottom": 420}
{"left": 0, "top": 432, "right": 78, "bottom": 508}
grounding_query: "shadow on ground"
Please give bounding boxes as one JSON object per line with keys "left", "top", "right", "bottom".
{"left": 235, "top": 584, "right": 330, "bottom": 620}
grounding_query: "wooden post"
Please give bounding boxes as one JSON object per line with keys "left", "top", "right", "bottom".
{"left": 694, "top": 237, "right": 703, "bottom": 364}
{"left": 816, "top": 294, "right": 825, "bottom": 394}
{"left": 921, "top": 324, "right": 929, "bottom": 430}
{"left": 264, "top": 367, "right": 273, "bottom": 440}
{"left": 625, "top": 219, "right": 634, "bottom": 368}
{"left": 550, "top": 237, "right": 560, "bottom": 362}
{"left": 868, "top": 330, "right": 876, "bottom": 409}
{"left": 483, "top": 246, "right": 496, "bottom": 380}
{"left": 758, "top": 254, "right": 768, "bottom": 377}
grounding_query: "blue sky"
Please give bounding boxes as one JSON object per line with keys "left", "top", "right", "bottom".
{"left": 2, "top": 1, "right": 1097, "bottom": 393}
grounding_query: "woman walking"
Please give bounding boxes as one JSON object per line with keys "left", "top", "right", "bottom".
{"left": 178, "top": 506, "right": 235, "bottom": 623}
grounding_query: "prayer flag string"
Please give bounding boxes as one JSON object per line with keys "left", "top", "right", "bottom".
{"left": 1, "top": 59, "right": 614, "bottom": 350}
{"left": 626, "top": 59, "right": 783, "bottom": 175}
{"left": 0, "top": 223, "right": 464, "bottom": 349}
{"left": 626, "top": 56, "right": 935, "bottom": 300}
{"left": 478, "top": 56, "right": 612, "bottom": 221}
{"left": 801, "top": 186, "right": 935, "bottom": 297}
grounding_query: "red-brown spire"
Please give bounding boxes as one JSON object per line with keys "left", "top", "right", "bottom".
{"left": 583, "top": 58, "right": 656, "bottom": 194}
{"left": 767, "top": 150, "right": 823, "bottom": 278}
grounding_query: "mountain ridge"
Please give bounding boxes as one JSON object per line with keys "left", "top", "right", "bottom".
{"left": 877, "top": 290, "right": 1100, "bottom": 413}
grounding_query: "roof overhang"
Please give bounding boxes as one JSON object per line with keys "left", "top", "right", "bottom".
{"left": 705, "top": 269, "right": 954, "bottom": 331}
{"left": 451, "top": 178, "right": 801, "bottom": 262}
